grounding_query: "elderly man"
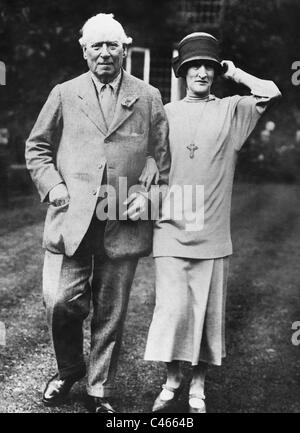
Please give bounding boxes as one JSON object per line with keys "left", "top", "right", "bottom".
{"left": 25, "top": 13, "right": 169, "bottom": 413}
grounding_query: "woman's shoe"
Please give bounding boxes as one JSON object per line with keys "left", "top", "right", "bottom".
{"left": 188, "top": 393, "right": 206, "bottom": 413}
{"left": 152, "top": 383, "right": 183, "bottom": 412}
{"left": 92, "top": 397, "right": 117, "bottom": 413}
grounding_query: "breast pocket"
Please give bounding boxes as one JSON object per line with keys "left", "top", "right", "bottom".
{"left": 131, "top": 131, "right": 144, "bottom": 137}
{"left": 117, "top": 127, "right": 146, "bottom": 138}
{"left": 120, "top": 110, "right": 148, "bottom": 136}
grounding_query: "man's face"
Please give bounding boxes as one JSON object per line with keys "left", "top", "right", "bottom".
{"left": 83, "top": 32, "right": 126, "bottom": 83}
{"left": 186, "top": 61, "right": 215, "bottom": 97}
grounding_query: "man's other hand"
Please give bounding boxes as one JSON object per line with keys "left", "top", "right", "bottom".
{"left": 123, "top": 192, "right": 147, "bottom": 221}
{"left": 49, "top": 183, "right": 70, "bottom": 206}
{"left": 139, "top": 157, "right": 159, "bottom": 191}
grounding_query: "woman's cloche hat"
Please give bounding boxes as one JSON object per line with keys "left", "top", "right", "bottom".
{"left": 172, "top": 32, "right": 222, "bottom": 78}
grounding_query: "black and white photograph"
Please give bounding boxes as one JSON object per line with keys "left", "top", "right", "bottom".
{"left": 0, "top": 0, "right": 300, "bottom": 418}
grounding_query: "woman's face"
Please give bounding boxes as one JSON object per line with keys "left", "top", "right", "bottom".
{"left": 186, "top": 61, "right": 215, "bottom": 97}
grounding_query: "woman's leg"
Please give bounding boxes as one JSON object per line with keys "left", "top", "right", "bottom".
{"left": 190, "top": 361, "right": 207, "bottom": 396}
{"left": 152, "top": 361, "right": 183, "bottom": 411}
{"left": 158, "top": 361, "right": 183, "bottom": 400}
{"left": 189, "top": 361, "right": 207, "bottom": 410}
{"left": 166, "top": 361, "right": 183, "bottom": 387}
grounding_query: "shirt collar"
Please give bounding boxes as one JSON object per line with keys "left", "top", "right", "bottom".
{"left": 90, "top": 70, "right": 123, "bottom": 95}
{"left": 183, "top": 93, "right": 216, "bottom": 103}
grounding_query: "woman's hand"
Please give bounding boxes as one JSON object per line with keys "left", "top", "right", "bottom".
{"left": 123, "top": 192, "right": 148, "bottom": 221}
{"left": 221, "top": 60, "right": 237, "bottom": 80}
{"left": 139, "top": 157, "right": 160, "bottom": 192}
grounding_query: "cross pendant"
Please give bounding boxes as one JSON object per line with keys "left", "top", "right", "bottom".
{"left": 187, "top": 143, "right": 198, "bottom": 159}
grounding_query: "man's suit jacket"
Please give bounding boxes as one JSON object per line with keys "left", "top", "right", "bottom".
{"left": 25, "top": 70, "right": 170, "bottom": 258}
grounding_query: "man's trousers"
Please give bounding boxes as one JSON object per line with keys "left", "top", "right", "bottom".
{"left": 42, "top": 219, "right": 138, "bottom": 397}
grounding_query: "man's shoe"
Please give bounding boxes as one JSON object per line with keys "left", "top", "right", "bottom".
{"left": 188, "top": 394, "right": 206, "bottom": 413}
{"left": 152, "top": 384, "right": 183, "bottom": 412}
{"left": 42, "top": 372, "right": 85, "bottom": 406}
{"left": 92, "top": 397, "right": 117, "bottom": 413}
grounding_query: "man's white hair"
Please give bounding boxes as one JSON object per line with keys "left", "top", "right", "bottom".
{"left": 79, "top": 13, "right": 132, "bottom": 46}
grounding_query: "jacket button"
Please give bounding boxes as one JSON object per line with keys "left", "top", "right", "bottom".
{"left": 98, "top": 164, "right": 103, "bottom": 169}
{"left": 92, "top": 190, "right": 97, "bottom": 195}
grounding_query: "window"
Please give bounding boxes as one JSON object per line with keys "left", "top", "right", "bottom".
{"left": 126, "top": 47, "right": 150, "bottom": 83}
{"left": 171, "top": 49, "right": 186, "bottom": 102}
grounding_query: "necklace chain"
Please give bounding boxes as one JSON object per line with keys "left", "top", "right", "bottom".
{"left": 185, "top": 102, "right": 207, "bottom": 159}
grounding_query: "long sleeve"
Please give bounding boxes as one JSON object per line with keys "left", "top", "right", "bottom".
{"left": 227, "top": 68, "right": 281, "bottom": 151}
{"left": 25, "top": 85, "right": 64, "bottom": 202}
{"left": 233, "top": 68, "right": 281, "bottom": 114}
{"left": 233, "top": 68, "right": 281, "bottom": 98}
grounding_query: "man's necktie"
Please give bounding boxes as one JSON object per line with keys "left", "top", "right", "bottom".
{"left": 100, "top": 84, "right": 114, "bottom": 128}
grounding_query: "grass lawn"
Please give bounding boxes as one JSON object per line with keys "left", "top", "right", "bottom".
{"left": 0, "top": 183, "right": 300, "bottom": 413}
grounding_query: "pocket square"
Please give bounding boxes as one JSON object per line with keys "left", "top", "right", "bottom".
{"left": 131, "top": 132, "right": 144, "bottom": 137}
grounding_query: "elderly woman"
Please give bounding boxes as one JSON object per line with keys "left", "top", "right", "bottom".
{"left": 144, "top": 32, "right": 281, "bottom": 413}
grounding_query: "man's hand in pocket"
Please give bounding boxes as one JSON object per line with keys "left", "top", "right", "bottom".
{"left": 49, "top": 183, "right": 70, "bottom": 207}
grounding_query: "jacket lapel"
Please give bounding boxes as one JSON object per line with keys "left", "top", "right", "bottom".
{"left": 77, "top": 73, "right": 107, "bottom": 136}
{"left": 106, "top": 71, "right": 139, "bottom": 138}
